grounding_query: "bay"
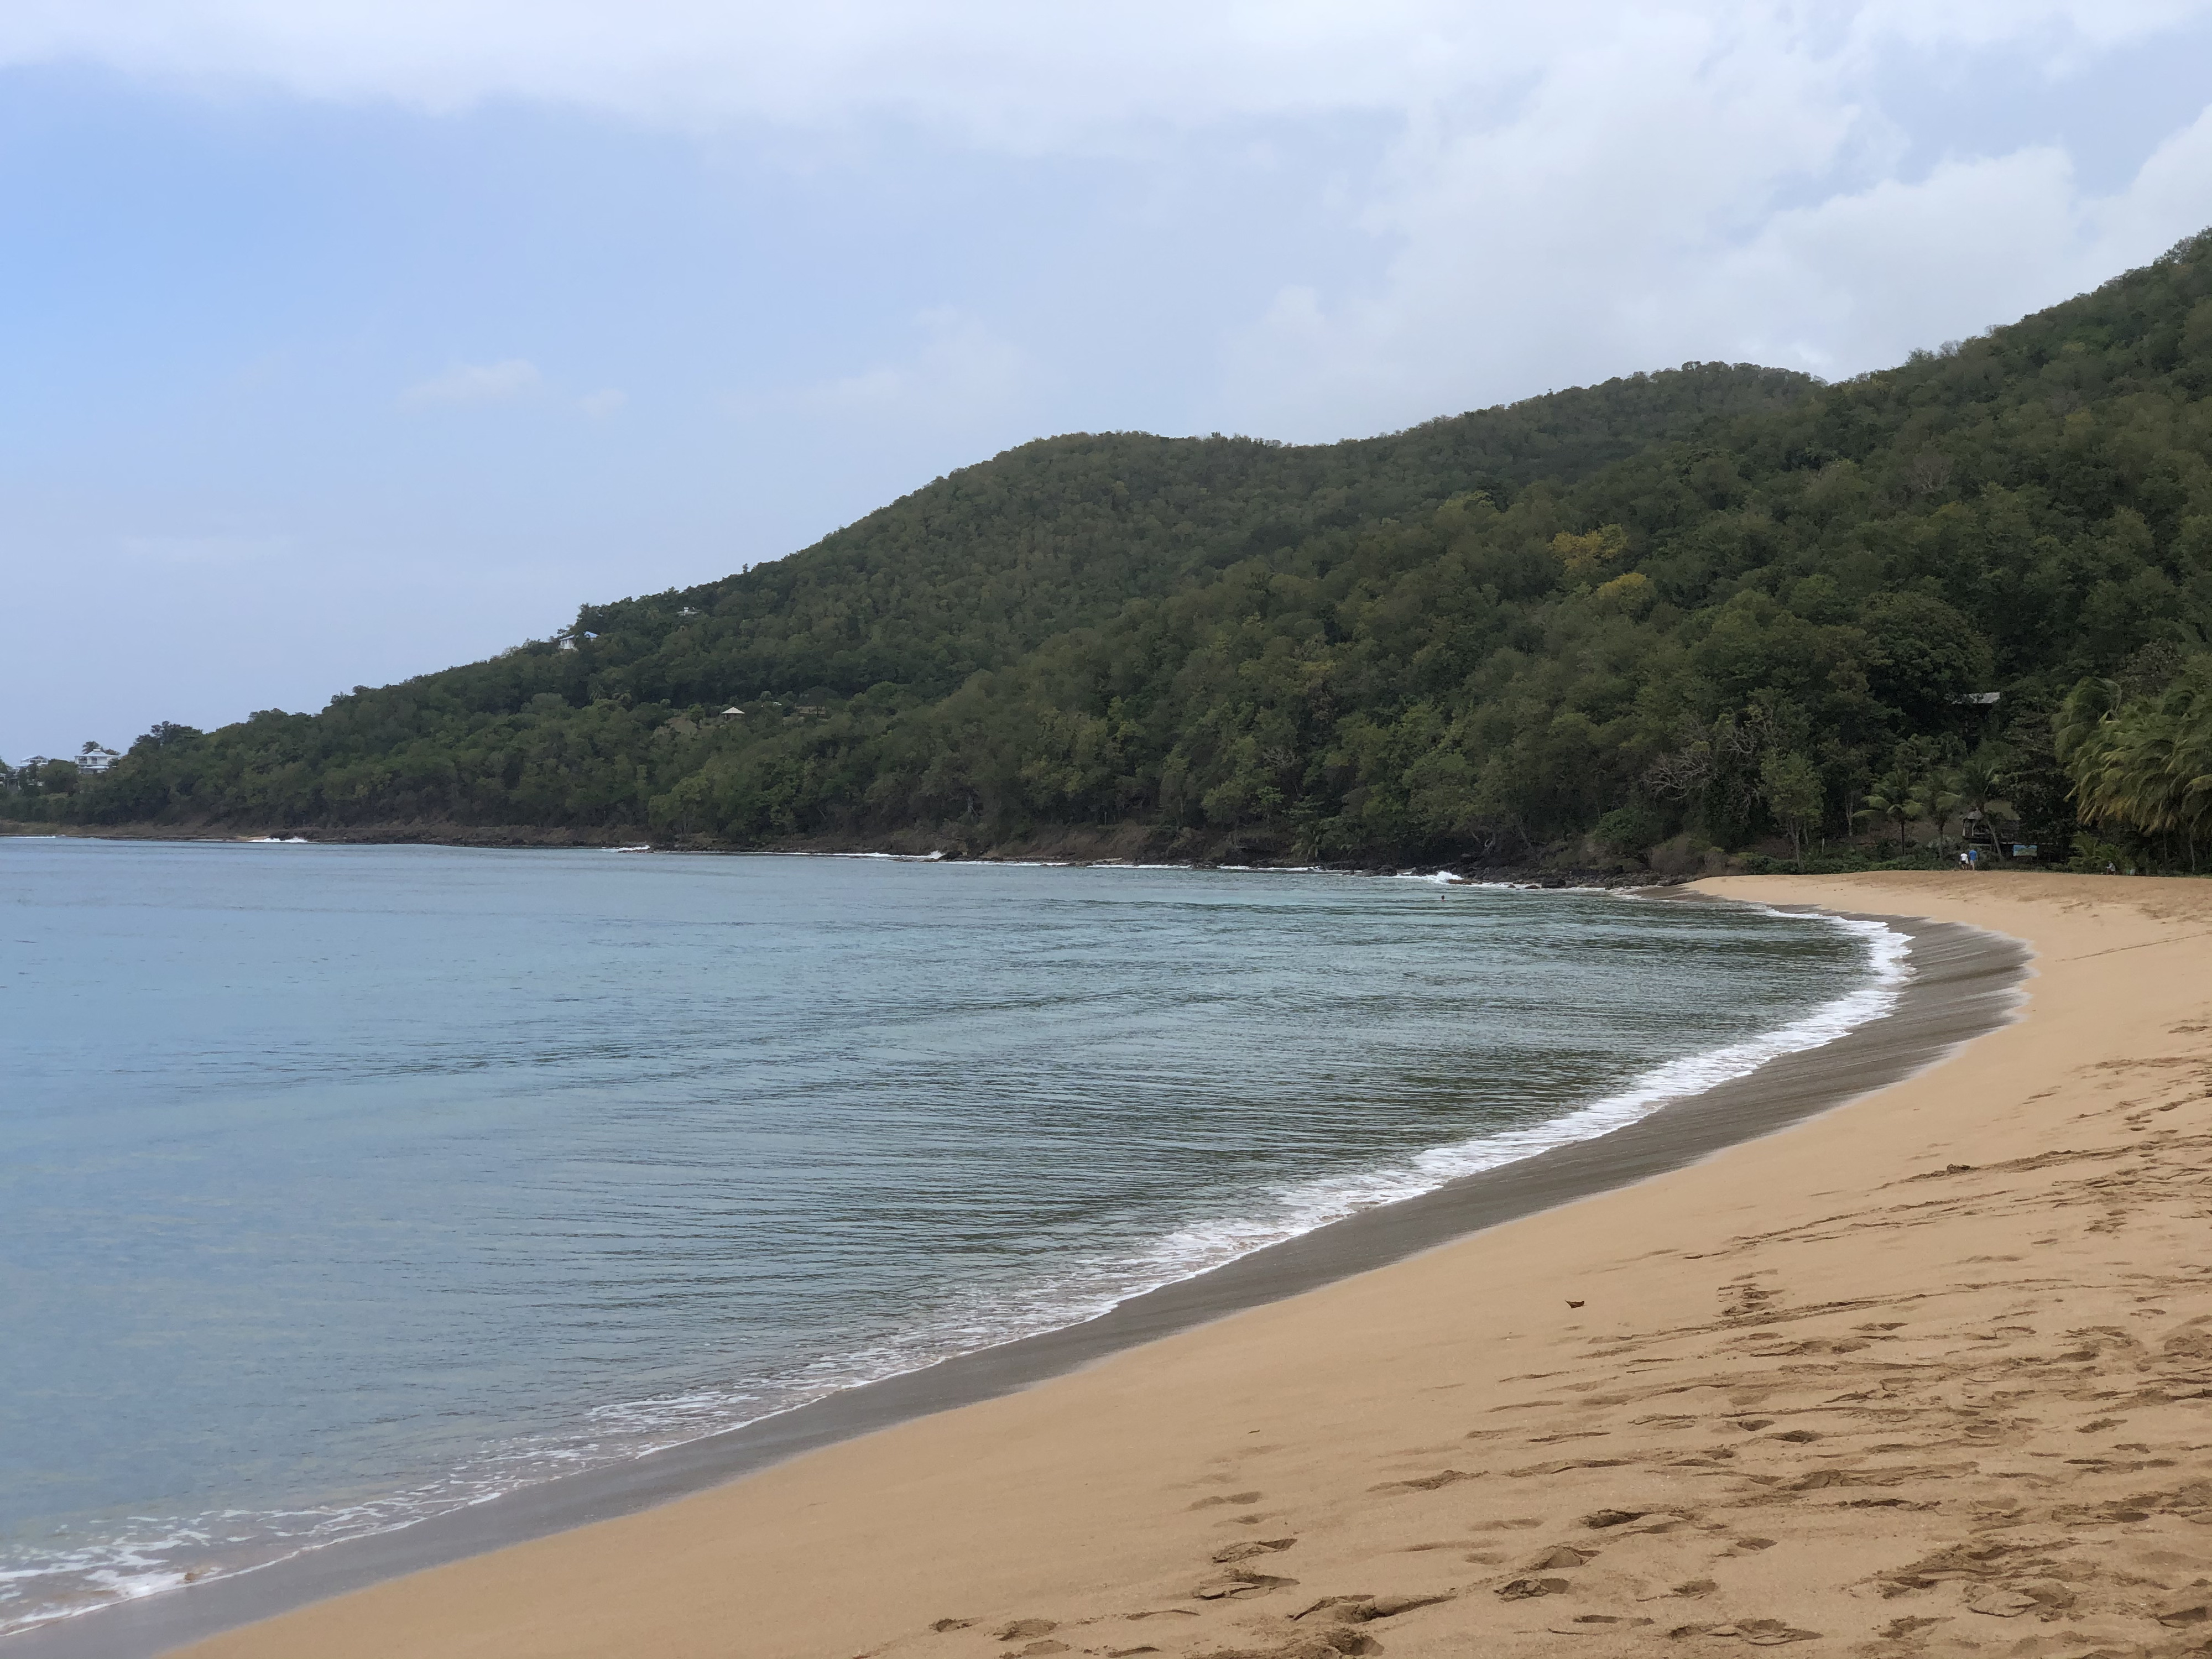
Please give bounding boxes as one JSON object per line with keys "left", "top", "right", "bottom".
{"left": 0, "top": 840, "right": 1887, "bottom": 1632}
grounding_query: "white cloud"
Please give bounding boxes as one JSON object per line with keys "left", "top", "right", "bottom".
{"left": 9, "top": 2, "right": 2212, "bottom": 437}
{"left": 802, "top": 309, "right": 1032, "bottom": 425}
{"left": 1679, "top": 148, "right": 2094, "bottom": 377}
{"left": 0, "top": 3, "right": 1520, "bottom": 140}
{"left": 2096, "top": 100, "right": 2212, "bottom": 255}
{"left": 1209, "top": 4, "right": 2212, "bottom": 435}
{"left": 5, "top": 3, "right": 2198, "bottom": 142}
{"left": 24, "top": 2, "right": 2212, "bottom": 764}
{"left": 1844, "top": 0, "right": 2209, "bottom": 56}
{"left": 400, "top": 358, "right": 543, "bottom": 406}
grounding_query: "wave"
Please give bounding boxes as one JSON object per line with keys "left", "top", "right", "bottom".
{"left": 729, "top": 910, "right": 1907, "bottom": 1415}
{"left": 458, "top": 907, "right": 1911, "bottom": 1472}
{"left": 1124, "top": 909, "right": 1906, "bottom": 1273}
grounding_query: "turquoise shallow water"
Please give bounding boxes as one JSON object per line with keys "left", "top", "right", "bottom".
{"left": 0, "top": 841, "right": 1894, "bottom": 1633}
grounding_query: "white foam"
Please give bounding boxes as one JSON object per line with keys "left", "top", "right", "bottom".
{"left": 1391, "top": 869, "right": 1625, "bottom": 894}
{"left": 530, "top": 906, "right": 1914, "bottom": 1463}
{"left": 1120, "top": 910, "right": 1907, "bottom": 1274}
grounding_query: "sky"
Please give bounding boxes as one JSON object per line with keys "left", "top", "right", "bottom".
{"left": 7, "top": 2, "right": 2212, "bottom": 761}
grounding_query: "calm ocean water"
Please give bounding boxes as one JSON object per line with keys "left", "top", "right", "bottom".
{"left": 0, "top": 839, "right": 1901, "bottom": 1634}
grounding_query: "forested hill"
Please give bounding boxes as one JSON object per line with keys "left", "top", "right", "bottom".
{"left": 17, "top": 231, "right": 2212, "bottom": 870}
{"left": 403, "top": 361, "right": 1818, "bottom": 710}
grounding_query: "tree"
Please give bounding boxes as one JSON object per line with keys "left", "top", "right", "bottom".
{"left": 1859, "top": 769, "right": 1925, "bottom": 856}
{"left": 1921, "top": 771, "right": 1965, "bottom": 854}
{"left": 2058, "top": 655, "right": 2212, "bottom": 862}
{"left": 1950, "top": 745, "right": 2015, "bottom": 857}
{"left": 1759, "top": 751, "right": 1823, "bottom": 867}
{"left": 34, "top": 229, "right": 2212, "bottom": 865}
{"left": 1858, "top": 592, "right": 1995, "bottom": 727}
{"left": 133, "top": 721, "right": 205, "bottom": 753}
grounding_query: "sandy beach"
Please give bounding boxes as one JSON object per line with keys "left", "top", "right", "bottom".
{"left": 109, "top": 874, "right": 2212, "bottom": 1657}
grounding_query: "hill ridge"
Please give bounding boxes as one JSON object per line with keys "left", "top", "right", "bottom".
{"left": 14, "top": 232, "right": 2212, "bottom": 871}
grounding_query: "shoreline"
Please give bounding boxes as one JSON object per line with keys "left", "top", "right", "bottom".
{"left": 0, "top": 820, "right": 1674, "bottom": 888}
{"left": 3, "top": 890, "right": 2027, "bottom": 1659}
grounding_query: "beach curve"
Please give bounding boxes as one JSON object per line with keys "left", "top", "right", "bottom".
{"left": 25, "top": 871, "right": 2212, "bottom": 1659}
{"left": 4, "top": 872, "right": 2106, "bottom": 1659}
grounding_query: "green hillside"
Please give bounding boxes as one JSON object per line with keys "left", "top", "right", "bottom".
{"left": 15, "top": 232, "right": 2212, "bottom": 870}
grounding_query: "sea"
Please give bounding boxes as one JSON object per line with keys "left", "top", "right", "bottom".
{"left": 0, "top": 838, "right": 1906, "bottom": 1636}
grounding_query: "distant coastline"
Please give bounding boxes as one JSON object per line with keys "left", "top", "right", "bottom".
{"left": 0, "top": 818, "right": 1692, "bottom": 889}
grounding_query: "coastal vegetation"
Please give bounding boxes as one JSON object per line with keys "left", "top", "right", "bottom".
{"left": 2056, "top": 647, "right": 2212, "bottom": 866}
{"left": 12, "top": 233, "right": 2212, "bottom": 872}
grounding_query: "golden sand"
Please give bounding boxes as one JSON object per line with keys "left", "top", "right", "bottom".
{"left": 176, "top": 873, "right": 2212, "bottom": 1659}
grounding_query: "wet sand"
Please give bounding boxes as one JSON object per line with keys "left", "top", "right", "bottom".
{"left": 28, "top": 872, "right": 2212, "bottom": 1659}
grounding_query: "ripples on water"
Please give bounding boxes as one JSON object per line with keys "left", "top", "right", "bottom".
{"left": 0, "top": 841, "right": 1893, "bottom": 1631}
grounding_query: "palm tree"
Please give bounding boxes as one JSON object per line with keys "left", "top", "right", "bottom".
{"left": 1921, "top": 773, "right": 1964, "bottom": 854}
{"left": 1859, "top": 768, "right": 1924, "bottom": 855}
{"left": 2059, "top": 658, "right": 2212, "bottom": 862}
{"left": 2053, "top": 677, "right": 2120, "bottom": 770}
{"left": 1952, "top": 745, "right": 2013, "bottom": 858}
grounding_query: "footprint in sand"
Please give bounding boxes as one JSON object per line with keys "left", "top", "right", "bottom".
{"left": 1368, "top": 1468, "right": 1479, "bottom": 1493}
{"left": 2152, "top": 1585, "right": 2212, "bottom": 1625}
{"left": 1963, "top": 1586, "right": 2039, "bottom": 1618}
{"left": 1192, "top": 1568, "right": 1297, "bottom": 1600}
{"left": 1878, "top": 1616, "right": 1943, "bottom": 1638}
{"left": 1496, "top": 1577, "right": 1571, "bottom": 1599}
{"left": 1668, "top": 1618, "right": 1821, "bottom": 1645}
{"left": 1294, "top": 1593, "right": 1454, "bottom": 1624}
{"left": 1211, "top": 1538, "right": 1296, "bottom": 1564}
{"left": 1581, "top": 1509, "right": 1689, "bottom": 1536}
{"left": 1522, "top": 1544, "right": 1596, "bottom": 1569}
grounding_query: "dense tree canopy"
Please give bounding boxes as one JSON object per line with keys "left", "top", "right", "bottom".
{"left": 15, "top": 232, "right": 2212, "bottom": 871}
